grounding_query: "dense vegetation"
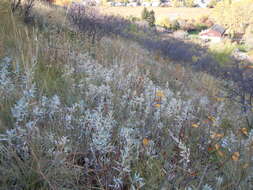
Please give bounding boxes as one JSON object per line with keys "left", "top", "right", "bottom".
{"left": 0, "top": 0, "right": 253, "bottom": 189}
{"left": 213, "top": 0, "right": 253, "bottom": 37}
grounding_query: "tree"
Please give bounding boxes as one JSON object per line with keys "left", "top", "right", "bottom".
{"left": 11, "top": 0, "right": 36, "bottom": 23}
{"left": 141, "top": 8, "right": 156, "bottom": 27}
{"left": 213, "top": 0, "right": 253, "bottom": 37}
{"left": 11, "top": 0, "right": 21, "bottom": 12}
{"left": 184, "top": 0, "right": 195, "bottom": 7}
{"left": 172, "top": 0, "right": 182, "bottom": 7}
{"left": 146, "top": 10, "right": 155, "bottom": 27}
{"left": 141, "top": 7, "right": 149, "bottom": 20}
{"left": 23, "top": 0, "right": 36, "bottom": 18}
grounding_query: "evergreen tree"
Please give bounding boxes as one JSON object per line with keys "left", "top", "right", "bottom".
{"left": 184, "top": 0, "right": 195, "bottom": 7}
{"left": 147, "top": 10, "right": 155, "bottom": 27}
{"left": 141, "top": 7, "right": 149, "bottom": 20}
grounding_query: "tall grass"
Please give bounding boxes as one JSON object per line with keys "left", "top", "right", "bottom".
{"left": 0, "top": 1, "right": 253, "bottom": 189}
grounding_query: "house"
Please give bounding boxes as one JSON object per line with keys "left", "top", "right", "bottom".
{"left": 151, "top": 1, "right": 160, "bottom": 6}
{"left": 114, "top": 2, "right": 125, "bottom": 6}
{"left": 128, "top": 2, "right": 138, "bottom": 6}
{"left": 199, "top": 24, "right": 226, "bottom": 43}
{"left": 194, "top": 0, "right": 211, "bottom": 8}
{"left": 160, "top": 2, "right": 172, "bottom": 7}
{"left": 142, "top": 2, "right": 151, "bottom": 6}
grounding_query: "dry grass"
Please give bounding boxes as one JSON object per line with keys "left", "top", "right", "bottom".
{"left": 99, "top": 6, "right": 211, "bottom": 20}
{"left": 0, "top": 38, "right": 4, "bottom": 57}
{"left": 33, "top": 1, "right": 67, "bottom": 25}
{"left": 1, "top": 1, "right": 253, "bottom": 189}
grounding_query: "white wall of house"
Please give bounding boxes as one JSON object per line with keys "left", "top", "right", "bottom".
{"left": 194, "top": 0, "right": 211, "bottom": 8}
{"left": 200, "top": 36, "right": 222, "bottom": 43}
{"left": 142, "top": 2, "right": 151, "bottom": 6}
{"left": 151, "top": 2, "right": 160, "bottom": 6}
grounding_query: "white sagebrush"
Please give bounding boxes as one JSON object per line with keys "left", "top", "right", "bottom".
{"left": 11, "top": 84, "right": 36, "bottom": 123}
{"left": 0, "top": 59, "right": 15, "bottom": 96}
{"left": 202, "top": 184, "right": 213, "bottom": 190}
{"left": 85, "top": 104, "right": 115, "bottom": 152}
{"left": 130, "top": 172, "right": 145, "bottom": 190}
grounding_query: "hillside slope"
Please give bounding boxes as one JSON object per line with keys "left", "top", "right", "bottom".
{"left": 0, "top": 1, "right": 253, "bottom": 189}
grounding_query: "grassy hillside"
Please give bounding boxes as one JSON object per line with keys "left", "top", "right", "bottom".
{"left": 0, "top": 1, "right": 253, "bottom": 189}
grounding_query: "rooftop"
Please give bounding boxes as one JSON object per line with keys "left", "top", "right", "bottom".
{"left": 210, "top": 24, "right": 226, "bottom": 34}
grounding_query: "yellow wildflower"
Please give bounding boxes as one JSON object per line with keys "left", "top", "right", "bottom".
{"left": 143, "top": 138, "right": 149, "bottom": 146}
{"left": 192, "top": 123, "right": 199, "bottom": 128}
{"left": 240, "top": 128, "right": 248, "bottom": 136}
{"left": 154, "top": 103, "right": 161, "bottom": 108}
{"left": 214, "top": 97, "right": 225, "bottom": 102}
{"left": 215, "top": 144, "right": 220, "bottom": 150}
{"left": 231, "top": 152, "right": 240, "bottom": 161}
{"left": 211, "top": 132, "right": 224, "bottom": 139}
{"left": 208, "top": 116, "right": 216, "bottom": 122}
{"left": 155, "top": 90, "right": 165, "bottom": 98}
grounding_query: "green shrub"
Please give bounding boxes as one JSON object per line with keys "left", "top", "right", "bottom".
{"left": 209, "top": 40, "right": 237, "bottom": 66}
{"left": 184, "top": 0, "right": 195, "bottom": 7}
{"left": 237, "top": 44, "right": 248, "bottom": 52}
{"left": 141, "top": 8, "right": 156, "bottom": 27}
{"left": 146, "top": 10, "right": 155, "bottom": 27}
{"left": 195, "top": 23, "right": 208, "bottom": 31}
{"left": 141, "top": 7, "right": 149, "bottom": 20}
